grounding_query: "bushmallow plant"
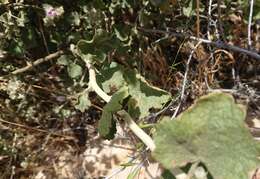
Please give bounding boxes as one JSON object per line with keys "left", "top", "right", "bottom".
{"left": 43, "top": 4, "right": 64, "bottom": 26}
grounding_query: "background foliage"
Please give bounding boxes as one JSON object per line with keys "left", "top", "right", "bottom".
{"left": 0, "top": 0, "right": 259, "bottom": 178}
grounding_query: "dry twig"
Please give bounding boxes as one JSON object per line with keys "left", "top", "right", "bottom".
{"left": 10, "top": 50, "right": 64, "bottom": 75}
{"left": 196, "top": 0, "right": 200, "bottom": 37}
{"left": 137, "top": 27, "right": 260, "bottom": 60}
{"left": 171, "top": 41, "right": 202, "bottom": 119}
{"left": 0, "top": 118, "right": 74, "bottom": 140}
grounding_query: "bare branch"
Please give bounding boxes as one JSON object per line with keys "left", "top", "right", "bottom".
{"left": 137, "top": 27, "right": 260, "bottom": 60}
{"left": 171, "top": 41, "right": 202, "bottom": 119}
{"left": 11, "top": 50, "right": 64, "bottom": 75}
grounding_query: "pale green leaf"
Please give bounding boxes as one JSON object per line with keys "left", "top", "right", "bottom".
{"left": 182, "top": 0, "right": 195, "bottom": 17}
{"left": 125, "top": 69, "right": 171, "bottom": 118}
{"left": 81, "top": 52, "right": 106, "bottom": 64}
{"left": 77, "top": 38, "right": 107, "bottom": 63}
{"left": 57, "top": 55, "right": 72, "bottom": 66}
{"left": 67, "top": 63, "right": 82, "bottom": 78}
{"left": 97, "top": 62, "right": 126, "bottom": 94}
{"left": 98, "top": 63, "right": 171, "bottom": 118}
{"left": 69, "top": 11, "right": 80, "bottom": 26}
{"left": 153, "top": 93, "right": 260, "bottom": 179}
{"left": 75, "top": 91, "right": 91, "bottom": 112}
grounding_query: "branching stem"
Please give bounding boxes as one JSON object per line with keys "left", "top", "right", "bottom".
{"left": 85, "top": 61, "right": 156, "bottom": 151}
{"left": 137, "top": 27, "right": 260, "bottom": 60}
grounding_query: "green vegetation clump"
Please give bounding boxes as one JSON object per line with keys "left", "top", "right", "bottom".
{"left": 0, "top": 0, "right": 259, "bottom": 178}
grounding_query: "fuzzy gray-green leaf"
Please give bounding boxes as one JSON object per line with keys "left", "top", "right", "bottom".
{"left": 153, "top": 93, "right": 260, "bottom": 179}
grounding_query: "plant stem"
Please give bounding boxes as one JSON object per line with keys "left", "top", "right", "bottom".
{"left": 248, "top": 0, "right": 254, "bottom": 49}
{"left": 117, "top": 110, "right": 156, "bottom": 151}
{"left": 11, "top": 50, "right": 64, "bottom": 75}
{"left": 85, "top": 61, "right": 156, "bottom": 151}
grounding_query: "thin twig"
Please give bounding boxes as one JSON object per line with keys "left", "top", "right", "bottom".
{"left": 38, "top": 15, "right": 50, "bottom": 55}
{"left": 0, "top": 118, "right": 75, "bottom": 140}
{"left": 10, "top": 50, "right": 64, "bottom": 75}
{"left": 196, "top": 0, "right": 200, "bottom": 37}
{"left": 207, "top": 0, "right": 213, "bottom": 41}
{"left": 0, "top": 3, "right": 43, "bottom": 10}
{"left": 248, "top": 0, "right": 254, "bottom": 49}
{"left": 171, "top": 41, "right": 202, "bottom": 119}
{"left": 153, "top": 94, "right": 180, "bottom": 119}
{"left": 217, "top": 0, "right": 225, "bottom": 40}
{"left": 85, "top": 61, "right": 156, "bottom": 151}
{"left": 137, "top": 27, "right": 260, "bottom": 60}
{"left": 206, "top": 0, "right": 215, "bottom": 90}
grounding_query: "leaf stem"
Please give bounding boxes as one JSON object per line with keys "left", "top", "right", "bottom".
{"left": 248, "top": 0, "right": 254, "bottom": 49}
{"left": 86, "top": 61, "right": 111, "bottom": 102}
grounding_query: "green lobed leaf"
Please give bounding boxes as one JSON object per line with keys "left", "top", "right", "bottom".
{"left": 75, "top": 91, "right": 91, "bottom": 112}
{"left": 153, "top": 93, "right": 260, "bottom": 179}
{"left": 97, "top": 62, "right": 126, "bottom": 94}
{"left": 98, "top": 87, "right": 129, "bottom": 139}
{"left": 67, "top": 63, "right": 82, "bottom": 79}
{"left": 182, "top": 0, "right": 195, "bottom": 17}
{"left": 125, "top": 69, "right": 171, "bottom": 119}
{"left": 76, "top": 33, "right": 110, "bottom": 64}
{"left": 77, "top": 39, "right": 95, "bottom": 55}
{"left": 93, "top": 29, "right": 112, "bottom": 45}
{"left": 68, "top": 11, "right": 81, "bottom": 26}
{"left": 57, "top": 55, "right": 73, "bottom": 66}
{"left": 97, "top": 62, "right": 171, "bottom": 118}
